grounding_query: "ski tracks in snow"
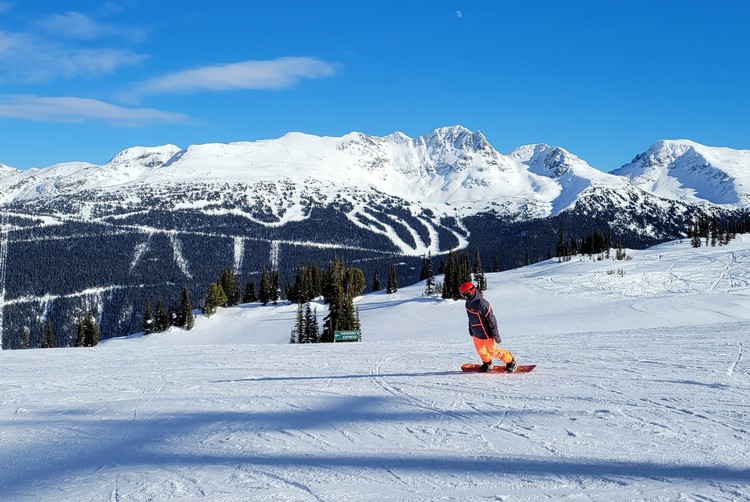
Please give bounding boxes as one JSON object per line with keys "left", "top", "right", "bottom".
{"left": 370, "top": 353, "right": 560, "bottom": 459}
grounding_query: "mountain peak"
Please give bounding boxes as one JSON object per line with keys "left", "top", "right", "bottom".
{"left": 0, "top": 162, "right": 18, "bottom": 178}
{"left": 614, "top": 140, "right": 750, "bottom": 206}
{"left": 106, "top": 145, "right": 182, "bottom": 168}
{"left": 423, "top": 125, "right": 490, "bottom": 153}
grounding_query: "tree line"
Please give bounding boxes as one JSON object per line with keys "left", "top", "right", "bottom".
{"left": 689, "top": 213, "right": 750, "bottom": 248}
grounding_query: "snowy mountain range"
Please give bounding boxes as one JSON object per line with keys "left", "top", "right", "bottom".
{"left": 1, "top": 126, "right": 748, "bottom": 348}
{"left": 1, "top": 127, "right": 748, "bottom": 225}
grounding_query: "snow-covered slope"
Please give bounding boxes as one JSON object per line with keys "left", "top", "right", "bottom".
{"left": 613, "top": 139, "right": 750, "bottom": 207}
{"left": 1, "top": 236, "right": 748, "bottom": 501}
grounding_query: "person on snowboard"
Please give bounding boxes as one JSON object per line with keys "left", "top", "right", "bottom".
{"left": 459, "top": 281, "right": 517, "bottom": 372}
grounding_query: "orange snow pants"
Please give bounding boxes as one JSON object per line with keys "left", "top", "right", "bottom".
{"left": 473, "top": 337, "right": 513, "bottom": 365}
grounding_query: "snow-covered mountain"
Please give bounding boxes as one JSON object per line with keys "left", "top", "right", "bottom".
{"left": 0, "top": 162, "right": 18, "bottom": 178}
{"left": 2, "top": 127, "right": 749, "bottom": 348}
{"left": 3, "top": 128, "right": 748, "bottom": 225}
{"left": 613, "top": 139, "right": 750, "bottom": 207}
{"left": 2, "top": 128, "right": 748, "bottom": 224}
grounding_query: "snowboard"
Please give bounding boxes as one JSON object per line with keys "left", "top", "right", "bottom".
{"left": 461, "top": 363, "right": 536, "bottom": 374}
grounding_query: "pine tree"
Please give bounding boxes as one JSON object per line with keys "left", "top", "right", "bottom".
{"left": 345, "top": 267, "right": 366, "bottom": 299}
{"left": 386, "top": 263, "right": 398, "bottom": 294}
{"left": 290, "top": 303, "right": 303, "bottom": 344}
{"left": 84, "top": 312, "right": 99, "bottom": 346}
{"left": 301, "top": 302, "right": 319, "bottom": 343}
{"left": 176, "top": 287, "right": 194, "bottom": 330}
{"left": 372, "top": 269, "right": 382, "bottom": 291}
{"left": 259, "top": 270, "right": 279, "bottom": 305}
{"left": 419, "top": 254, "right": 432, "bottom": 280}
{"left": 319, "top": 258, "right": 363, "bottom": 342}
{"left": 322, "top": 282, "right": 344, "bottom": 342}
{"left": 45, "top": 321, "right": 55, "bottom": 348}
{"left": 442, "top": 250, "right": 458, "bottom": 299}
{"left": 219, "top": 267, "right": 241, "bottom": 306}
{"left": 423, "top": 252, "right": 435, "bottom": 296}
{"left": 292, "top": 264, "right": 322, "bottom": 304}
{"left": 154, "top": 297, "right": 170, "bottom": 332}
{"left": 75, "top": 320, "right": 85, "bottom": 347}
{"left": 203, "top": 283, "right": 227, "bottom": 317}
{"left": 76, "top": 313, "right": 99, "bottom": 347}
{"left": 143, "top": 299, "right": 154, "bottom": 335}
{"left": 473, "top": 248, "right": 486, "bottom": 291}
{"left": 556, "top": 228, "right": 568, "bottom": 260}
{"left": 22, "top": 326, "right": 30, "bottom": 349}
{"left": 242, "top": 280, "right": 258, "bottom": 303}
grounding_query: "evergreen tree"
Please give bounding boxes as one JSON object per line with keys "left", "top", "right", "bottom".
{"left": 301, "top": 302, "right": 320, "bottom": 343}
{"left": 242, "top": 280, "right": 258, "bottom": 303}
{"left": 344, "top": 267, "right": 366, "bottom": 299}
{"left": 419, "top": 253, "right": 432, "bottom": 280}
{"left": 143, "top": 299, "right": 154, "bottom": 335}
{"left": 45, "top": 321, "right": 55, "bottom": 348}
{"left": 219, "top": 267, "right": 241, "bottom": 306}
{"left": 442, "top": 250, "right": 458, "bottom": 299}
{"left": 203, "top": 282, "right": 228, "bottom": 317}
{"left": 176, "top": 287, "right": 194, "bottom": 330}
{"left": 292, "top": 264, "right": 322, "bottom": 304}
{"left": 154, "top": 297, "right": 170, "bottom": 332}
{"left": 386, "top": 263, "right": 398, "bottom": 294}
{"left": 556, "top": 228, "right": 568, "bottom": 260}
{"left": 76, "top": 313, "right": 99, "bottom": 347}
{"left": 259, "top": 270, "right": 279, "bottom": 305}
{"left": 423, "top": 252, "right": 435, "bottom": 296}
{"left": 322, "top": 282, "right": 345, "bottom": 342}
{"left": 290, "top": 303, "right": 303, "bottom": 344}
{"left": 372, "top": 269, "right": 382, "bottom": 291}
{"left": 473, "top": 248, "right": 486, "bottom": 291}
{"left": 75, "top": 320, "right": 85, "bottom": 347}
{"left": 84, "top": 312, "right": 99, "bottom": 346}
{"left": 321, "top": 258, "right": 360, "bottom": 342}
{"left": 691, "top": 221, "right": 702, "bottom": 248}
{"left": 22, "top": 326, "right": 30, "bottom": 349}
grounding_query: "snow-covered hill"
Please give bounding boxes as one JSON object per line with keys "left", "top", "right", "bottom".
{"left": 1, "top": 236, "right": 748, "bottom": 501}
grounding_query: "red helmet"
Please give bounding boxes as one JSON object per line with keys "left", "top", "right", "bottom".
{"left": 458, "top": 281, "right": 476, "bottom": 298}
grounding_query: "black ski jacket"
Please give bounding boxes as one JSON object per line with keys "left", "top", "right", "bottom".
{"left": 464, "top": 290, "right": 500, "bottom": 341}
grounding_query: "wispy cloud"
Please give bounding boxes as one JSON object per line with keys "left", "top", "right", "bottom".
{"left": 134, "top": 57, "right": 337, "bottom": 96}
{"left": 36, "top": 11, "right": 146, "bottom": 42}
{"left": 0, "top": 95, "right": 191, "bottom": 125}
{"left": 0, "top": 11, "right": 146, "bottom": 83}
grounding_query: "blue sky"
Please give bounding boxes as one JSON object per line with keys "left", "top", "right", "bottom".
{"left": 0, "top": 1, "right": 748, "bottom": 171}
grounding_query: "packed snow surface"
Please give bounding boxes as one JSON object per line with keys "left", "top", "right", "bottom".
{"left": 1, "top": 236, "right": 749, "bottom": 501}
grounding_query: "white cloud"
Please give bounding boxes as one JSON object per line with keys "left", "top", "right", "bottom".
{"left": 0, "top": 10, "right": 146, "bottom": 83}
{"left": 0, "top": 95, "right": 191, "bottom": 125}
{"left": 135, "top": 57, "right": 337, "bottom": 96}
{"left": 0, "top": 30, "right": 146, "bottom": 83}
{"left": 36, "top": 11, "right": 146, "bottom": 42}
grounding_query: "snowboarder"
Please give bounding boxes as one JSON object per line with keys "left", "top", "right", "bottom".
{"left": 459, "top": 281, "right": 517, "bottom": 372}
